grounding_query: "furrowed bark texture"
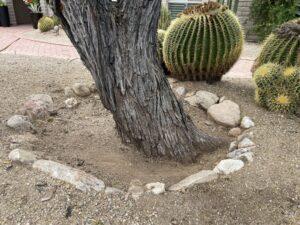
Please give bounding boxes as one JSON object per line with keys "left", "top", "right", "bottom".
{"left": 51, "top": 0, "right": 222, "bottom": 162}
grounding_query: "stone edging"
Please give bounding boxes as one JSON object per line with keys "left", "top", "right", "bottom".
{"left": 4, "top": 83, "right": 257, "bottom": 200}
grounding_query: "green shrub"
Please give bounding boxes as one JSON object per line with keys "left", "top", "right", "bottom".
{"left": 250, "top": 0, "right": 297, "bottom": 41}
{"left": 158, "top": 5, "right": 172, "bottom": 30}
{"left": 254, "top": 18, "right": 300, "bottom": 70}
{"left": 253, "top": 63, "right": 300, "bottom": 114}
{"left": 38, "top": 16, "right": 54, "bottom": 32}
{"left": 163, "top": 2, "right": 244, "bottom": 82}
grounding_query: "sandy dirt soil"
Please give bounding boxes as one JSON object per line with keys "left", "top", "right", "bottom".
{"left": 0, "top": 54, "right": 299, "bottom": 225}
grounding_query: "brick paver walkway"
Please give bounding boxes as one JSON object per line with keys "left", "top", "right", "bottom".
{"left": 0, "top": 25, "right": 259, "bottom": 78}
{"left": 0, "top": 25, "right": 79, "bottom": 59}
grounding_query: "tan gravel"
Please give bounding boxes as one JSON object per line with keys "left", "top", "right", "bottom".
{"left": 0, "top": 54, "right": 299, "bottom": 225}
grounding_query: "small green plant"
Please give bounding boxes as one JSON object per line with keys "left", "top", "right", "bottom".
{"left": 163, "top": 2, "right": 244, "bottom": 82}
{"left": 253, "top": 63, "right": 300, "bottom": 114}
{"left": 0, "top": 0, "right": 7, "bottom": 7}
{"left": 38, "top": 16, "right": 54, "bottom": 32}
{"left": 23, "top": 0, "right": 41, "bottom": 13}
{"left": 250, "top": 0, "right": 297, "bottom": 41}
{"left": 158, "top": 5, "right": 172, "bottom": 30}
{"left": 254, "top": 18, "right": 300, "bottom": 70}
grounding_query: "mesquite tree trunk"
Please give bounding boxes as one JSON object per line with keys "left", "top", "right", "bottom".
{"left": 51, "top": 0, "right": 222, "bottom": 162}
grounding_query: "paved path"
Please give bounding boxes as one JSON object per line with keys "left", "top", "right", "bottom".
{"left": 0, "top": 25, "right": 79, "bottom": 59}
{"left": 0, "top": 25, "right": 260, "bottom": 78}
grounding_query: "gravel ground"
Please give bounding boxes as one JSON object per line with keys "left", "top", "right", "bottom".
{"left": 0, "top": 54, "right": 299, "bottom": 225}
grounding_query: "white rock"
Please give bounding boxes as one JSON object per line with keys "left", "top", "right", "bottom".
{"left": 219, "top": 96, "right": 226, "bottom": 103}
{"left": 240, "top": 116, "right": 255, "bottom": 129}
{"left": 228, "top": 127, "right": 242, "bottom": 137}
{"left": 195, "top": 91, "right": 219, "bottom": 110}
{"left": 184, "top": 95, "right": 200, "bottom": 107}
{"left": 53, "top": 25, "right": 59, "bottom": 32}
{"left": 105, "top": 187, "right": 123, "bottom": 195}
{"left": 145, "top": 182, "right": 165, "bottom": 195}
{"left": 239, "top": 152, "right": 254, "bottom": 163}
{"left": 214, "top": 159, "right": 244, "bottom": 175}
{"left": 238, "top": 138, "right": 256, "bottom": 148}
{"left": 229, "top": 141, "right": 238, "bottom": 152}
{"left": 72, "top": 83, "right": 91, "bottom": 97}
{"left": 185, "top": 91, "right": 196, "bottom": 98}
{"left": 168, "top": 170, "right": 218, "bottom": 191}
{"left": 175, "top": 87, "right": 187, "bottom": 97}
{"left": 7, "top": 115, "right": 33, "bottom": 131}
{"left": 65, "top": 98, "right": 79, "bottom": 109}
{"left": 33, "top": 160, "right": 105, "bottom": 192}
{"left": 8, "top": 149, "right": 37, "bottom": 164}
{"left": 207, "top": 100, "right": 241, "bottom": 127}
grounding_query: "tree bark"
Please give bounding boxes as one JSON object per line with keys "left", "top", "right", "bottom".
{"left": 51, "top": 0, "right": 223, "bottom": 162}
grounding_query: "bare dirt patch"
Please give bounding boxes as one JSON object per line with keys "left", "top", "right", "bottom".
{"left": 0, "top": 54, "right": 299, "bottom": 225}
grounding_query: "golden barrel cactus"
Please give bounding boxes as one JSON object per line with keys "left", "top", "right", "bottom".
{"left": 253, "top": 63, "right": 300, "bottom": 114}
{"left": 38, "top": 16, "right": 54, "bottom": 33}
{"left": 163, "top": 2, "right": 244, "bottom": 82}
{"left": 254, "top": 18, "right": 300, "bottom": 69}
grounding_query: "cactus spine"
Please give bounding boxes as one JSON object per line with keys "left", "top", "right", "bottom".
{"left": 38, "top": 16, "right": 54, "bottom": 32}
{"left": 255, "top": 18, "right": 300, "bottom": 69}
{"left": 163, "top": 2, "right": 244, "bottom": 82}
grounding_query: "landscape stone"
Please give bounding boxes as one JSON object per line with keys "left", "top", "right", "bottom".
{"left": 105, "top": 187, "right": 123, "bottom": 195}
{"left": 145, "top": 182, "right": 165, "bottom": 195}
{"left": 19, "top": 94, "right": 54, "bottom": 119}
{"left": 238, "top": 152, "right": 254, "bottom": 162}
{"left": 237, "top": 132, "right": 254, "bottom": 142}
{"left": 33, "top": 160, "right": 105, "bottom": 192}
{"left": 185, "top": 91, "right": 196, "bottom": 98}
{"left": 8, "top": 149, "right": 37, "bottom": 164}
{"left": 72, "top": 83, "right": 91, "bottom": 97}
{"left": 214, "top": 159, "right": 244, "bottom": 175}
{"left": 229, "top": 141, "right": 238, "bottom": 152}
{"left": 228, "top": 127, "right": 242, "bottom": 137}
{"left": 240, "top": 116, "right": 255, "bottom": 129}
{"left": 65, "top": 98, "right": 79, "bottom": 108}
{"left": 168, "top": 170, "right": 218, "bottom": 191}
{"left": 227, "top": 147, "right": 253, "bottom": 158}
{"left": 238, "top": 138, "right": 256, "bottom": 148}
{"left": 219, "top": 96, "right": 226, "bottom": 103}
{"left": 28, "top": 94, "right": 54, "bottom": 111}
{"left": 7, "top": 115, "right": 33, "bottom": 132}
{"left": 207, "top": 100, "right": 241, "bottom": 127}
{"left": 175, "top": 87, "right": 187, "bottom": 97}
{"left": 195, "top": 91, "right": 219, "bottom": 110}
{"left": 184, "top": 95, "right": 200, "bottom": 107}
